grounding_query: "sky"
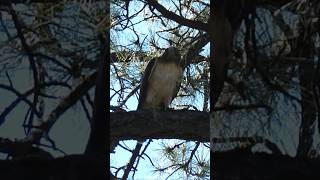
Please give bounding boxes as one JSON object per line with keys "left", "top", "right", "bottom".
{"left": 0, "top": 60, "right": 91, "bottom": 158}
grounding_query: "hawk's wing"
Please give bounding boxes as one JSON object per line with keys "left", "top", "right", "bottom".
{"left": 137, "top": 58, "right": 156, "bottom": 110}
{"left": 171, "top": 69, "right": 182, "bottom": 103}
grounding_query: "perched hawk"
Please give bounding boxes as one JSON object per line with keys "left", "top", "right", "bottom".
{"left": 137, "top": 47, "right": 183, "bottom": 110}
{"left": 119, "top": 48, "right": 184, "bottom": 178}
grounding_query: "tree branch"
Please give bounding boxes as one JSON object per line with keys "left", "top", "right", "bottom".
{"left": 85, "top": 33, "right": 108, "bottom": 155}
{"left": 110, "top": 110, "right": 209, "bottom": 142}
{"left": 146, "top": 0, "right": 208, "bottom": 31}
{"left": 23, "top": 72, "right": 97, "bottom": 143}
{"left": 9, "top": 2, "right": 40, "bottom": 131}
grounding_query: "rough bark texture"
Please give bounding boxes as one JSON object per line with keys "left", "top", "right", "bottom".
{"left": 110, "top": 110, "right": 210, "bottom": 142}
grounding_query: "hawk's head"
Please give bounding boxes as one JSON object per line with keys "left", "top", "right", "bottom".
{"left": 161, "top": 47, "right": 181, "bottom": 63}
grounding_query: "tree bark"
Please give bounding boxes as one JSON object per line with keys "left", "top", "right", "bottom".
{"left": 297, "top": 61, "right": 316, "bottom": 157}
{"left": 110, "top": 110, "right": 210, "bottom": 143}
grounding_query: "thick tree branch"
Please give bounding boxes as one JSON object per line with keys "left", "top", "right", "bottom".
{"left": 0, "top": 137, "right": 53, "bottom": 159}
{"left": 183, "top": 33, "right": 210, "bottom": 68}
{"left": 43, "top": 72, "right": 96, "bottom": 130}
{"left": 146, "top": 0, "right": 208, "bottom": 31}
{"left": 110, "top": 110, "right": 209, "bottom": 142}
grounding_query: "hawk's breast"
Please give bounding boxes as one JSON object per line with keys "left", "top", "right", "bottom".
{"left": 144, "top": 61, "right": 182, "bottom": 108}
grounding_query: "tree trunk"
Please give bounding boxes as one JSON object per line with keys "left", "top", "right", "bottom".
{"left": 297, "top": 61, "right": 316, "bottom": 157}
{"left": 296, "top": 18, "right": 316, "bottom": 157}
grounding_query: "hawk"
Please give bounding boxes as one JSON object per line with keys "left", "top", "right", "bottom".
{"left": 137, "top": 47, "right": 183, "bottom": 110}
{"left": 120, "top": 47, "right": 184, "bottom": 179}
